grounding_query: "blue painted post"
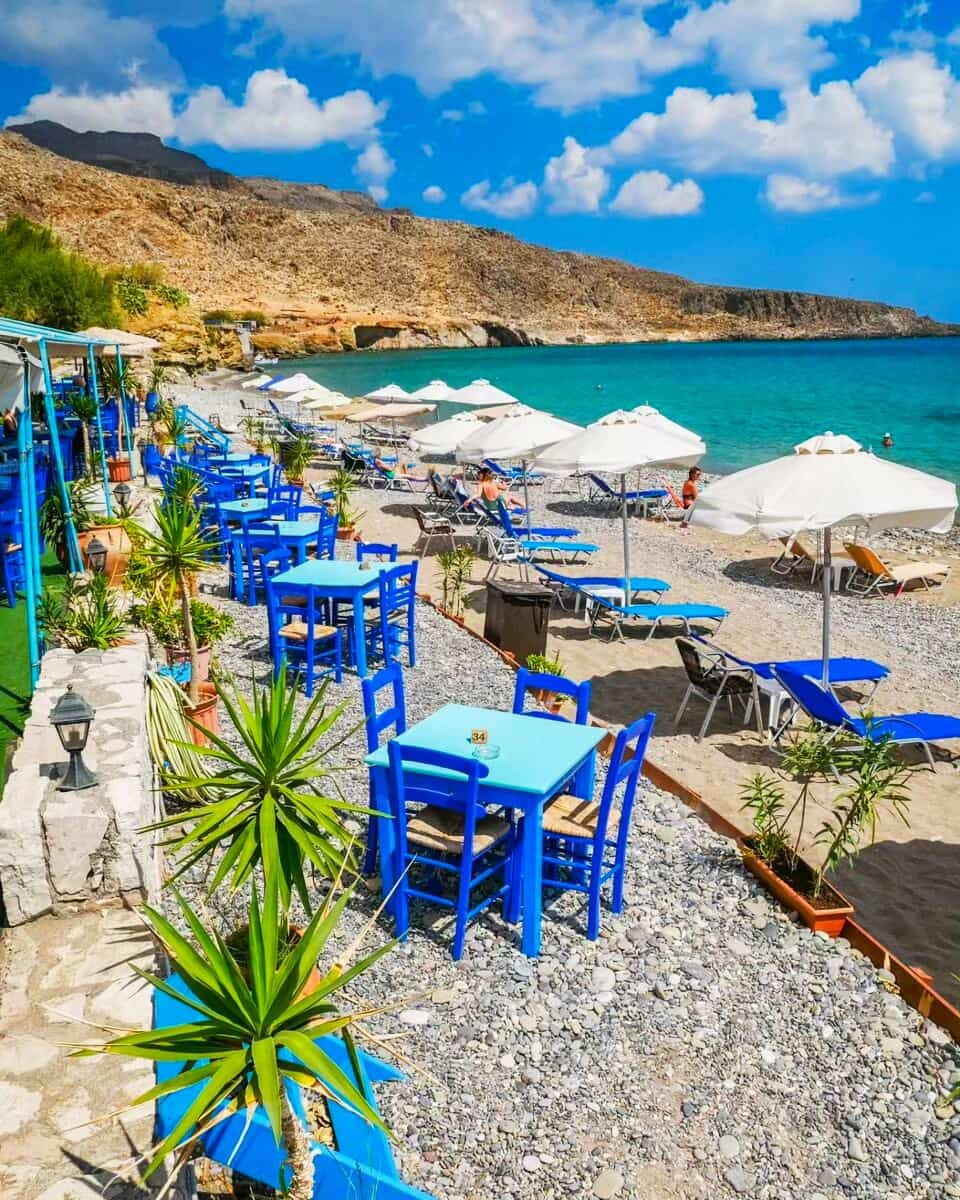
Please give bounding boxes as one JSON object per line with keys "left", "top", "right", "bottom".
{"left": 116, "top": 346, "right": 134, "bottom": 456}
{"left": 16, "top": 356, "right": 41, "bottom": 685}
{"left": 39, "top": 341, "right": 82, "bottom": 573}
{"left": 87, "top": 346, "right": 113, "bottom": 518}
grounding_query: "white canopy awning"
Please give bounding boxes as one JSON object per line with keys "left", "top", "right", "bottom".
{"left": 409, "top": 412, "right": 483, "bottom": 455}
{"left": 456, "top": 403, "right": 582, "bottom": 465}
{"left": 365, "top": 383, "right": 411, "bottom": 401}
{"left": 302, "top": 391, "right": 353, "bottom": 410}
{"left": 241, "top": 373, "right": 274, "bottom": 389}
{"left": 534, "top": 408, "right": 704, "bottom": 475}
{"left": 268, "top": 373, "right": 318, "bottom": 394}
{"left": 345, "top": 402, "right": 435, "bottom": 422}
{"left": 447, "top": 378, "right": 520, "bottom": 407}
{"left": 408, "top": 379, "right": 456, "bottom": 402}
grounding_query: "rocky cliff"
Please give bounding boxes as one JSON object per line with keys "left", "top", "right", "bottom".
{"left": 0, "top": 129, "right": 953, "bottom": 365}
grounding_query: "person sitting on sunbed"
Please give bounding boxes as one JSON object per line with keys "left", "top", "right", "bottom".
{"left": 681, "top": 466, "right": 702, "bottom": 508}
{"left": 471, "top": 467, "right": 523, "bottom": 512}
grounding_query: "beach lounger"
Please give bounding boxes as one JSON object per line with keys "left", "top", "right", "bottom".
{"left": 533, "top": 566, "right": 671, "bottom": 612}
{"left": 770, "top": 536, "right": 855, "bottom": 587}
{"left": 370, "top": 461, "right": 429, "bottom": 492}
{"left": 496, "top": 499, "right": 579, "bottom": 540}
{"left": 772, "top": 665, "right": 960, "bottom": 769}
{"left": 588, "top": 597, "right": 727, "bottom": 642}
{"left": 587, "top": 474, "right": 645, "bottom": 510}
{"left": 483, "top": 457, "right": 544, "bottom": 484}
{"left": 843, "top": 543, "right": 951, "bottom": 597}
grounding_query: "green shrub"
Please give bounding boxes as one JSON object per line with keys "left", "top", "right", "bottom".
{"left": 153, "top": 283, "right": 189, "bottom": 308}
{"left": 115, "top": 277, "right": 148, "bottom": 316}
{"left": 236, "top": 309, "right": 267, "bottom": 325}
{"left": 119, "top": 262, "right": 164, "bottom": 287}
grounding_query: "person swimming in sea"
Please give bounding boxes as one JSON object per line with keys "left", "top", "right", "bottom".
{"left": 882, "top": 432, "right": 894, "bottom": 448}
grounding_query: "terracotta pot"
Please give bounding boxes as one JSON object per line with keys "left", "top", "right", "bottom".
{"left": 336, "top": 526, "right": 356, "bottom": 541}
{"left": 107, "top": 457, "right": 132, "bottom": 482}
{"left": 184, "top": 681, "right": 219, "bottom": 747}
{"left": 78, "top": 524, "right": 132, "bottom": 587}
{"left": 741, "top": 846, "right": 854, "bottom": 937}
{"left": 166, "top": 644, "right": 211, "bottom": 682}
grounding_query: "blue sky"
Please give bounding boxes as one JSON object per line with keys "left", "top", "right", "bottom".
{"left": 2, "top": 1, "right": 960, "bottom": 318}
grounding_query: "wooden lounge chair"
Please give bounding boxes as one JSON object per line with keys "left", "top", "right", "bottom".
{"left": 843, "top": 543, "right": 951, "bottom": 597}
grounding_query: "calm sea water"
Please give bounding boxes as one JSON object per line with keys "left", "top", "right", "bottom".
{"left": 284, "top": 338, "right": 960, "bottom": 479}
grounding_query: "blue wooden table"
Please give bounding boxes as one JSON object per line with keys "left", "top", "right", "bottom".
{"left": 366, "top": 703, "right": 605, "bottom": 957}
{"left": 212, "top": 461, "right": 270, "bottom": 495}
{"left": 270, "top": 558, "right": 393, "bottom": 677}
{"left": 219, "top": 496, "right": 271, "bottom": 528}
{"left": 233, "top": 519, "right": 321, "bottom": 605}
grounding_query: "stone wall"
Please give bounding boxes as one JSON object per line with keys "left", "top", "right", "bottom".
{"left": 0, "top": 635, "right": 161, "bottom": 924}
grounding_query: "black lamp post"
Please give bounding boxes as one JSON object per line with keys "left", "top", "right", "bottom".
{"left": 85, "top": 534, "right": 108, "bottom": 575}
{"left": 114, "top": 481, "right": 132, "bottom": 516}
{"left": 50, "top": 684, "right": 97, "bottom": 791}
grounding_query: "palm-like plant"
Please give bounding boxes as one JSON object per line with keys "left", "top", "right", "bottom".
{"left": 151, "top": 664, "right": 364, "bottom": 908}
{"left": 139, "top": 500, "right": 216, "bottom": 705}
{"left": 100, "top": 356, "right": 137, "bottom": 399}
{"left": 68, "top": 390, "right": 101, "bottom": 478}
{"left": 73, "top": 880, "right": 393, "bottom": 1198}
{"left": 164, "top": 464, "right": 205, "bottom": 508}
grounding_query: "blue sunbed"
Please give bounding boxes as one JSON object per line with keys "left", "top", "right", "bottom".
{"left": 534, "top": 566, "right": 671, "bottom": 611}
{"left": 589, "top": 597, "right": 727, "bottom": 641}
{"left": 497, "top": 499, "right": 578, "bottom": 540}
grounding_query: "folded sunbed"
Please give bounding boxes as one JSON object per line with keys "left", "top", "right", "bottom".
{"left": 843, "top": 543, "right": 951, "bottom": 597}
{"left": 588, "top": 597, "right": 727, "bottom": 641}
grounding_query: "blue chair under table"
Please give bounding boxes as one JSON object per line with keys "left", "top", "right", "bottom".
{"left": 540, "top": 711, "right": 655, "bottom": 940}
{"left": 387, "top": 741, "right": 516, "bottom": 960}
{"left": 374, "top": 561, "right": 418, "bottom": 668}
{"left": 361, "top": 663, "right": 407, "bottom": 876}
{"left": 772, "top": 666, "right": 960, "bottom": 770}
{"left": 230, "top": 525, "right": 281, "bottom": 605}
{"left": 513, "top": 666, "right": 591, "bottom": 724}
{"left": 266, "top": 581, "right": 342, "bottom": 694}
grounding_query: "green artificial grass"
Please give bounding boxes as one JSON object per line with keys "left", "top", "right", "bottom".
{"left": 0, "top": 552, "right": 68, "bottom": 793}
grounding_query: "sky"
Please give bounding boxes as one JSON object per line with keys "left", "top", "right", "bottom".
{"left": 2, "top": 1, "right": 960, "bottom": 319}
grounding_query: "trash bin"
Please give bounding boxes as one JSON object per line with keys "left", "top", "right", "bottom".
{"left": 483, "top": 579, "right": 553, "bottom": 663}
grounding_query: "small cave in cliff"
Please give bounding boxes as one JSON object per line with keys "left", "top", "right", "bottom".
{"left": 353, "top": 324, "right": 404, "bottom": 349}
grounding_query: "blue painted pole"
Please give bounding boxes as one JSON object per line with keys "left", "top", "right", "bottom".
{"left": 116, "top": 346, "right": 134, "bottom": 456}
{"left": 87, "top": 346, "right": 113, "bottom": 518}
{"left": 16, "top": 354, "right": 40, "bottom": 685}
{"left": 39, "top": 341, "right": 82, "bottom": 573}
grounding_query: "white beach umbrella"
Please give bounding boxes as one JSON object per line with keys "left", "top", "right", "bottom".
{"left": 268, "top": 372, "right": 317, "bottom": 394}
{"left": 457, "top": 403, "right": 583, "bottom": 523}
{"left": 302, "top": 391, "right": 353, "bottom": 410}
{"left": 409, "top": 379, "right": 456, "bottom": 402}
{"left": 533, "top": 408, "right": 706, "bottom": 592}
{"left": 631, "top": 404, "right": 706, "bottom": 453}
{"left": 447, "top": 378, "right": 521, "bottom": 407}
{"left": 365, "top": 382, "right": 411, "bottom": 401}
{"left": 346, "top": 402, "right": 434, "bottom": 422}
{"left": 409, "top": 411, "right": 483, "bottom": 455}
{"left": 241, "top": 373, "right": 274, "bottom": 389}
{"left": 689, "top": 432, "right": 957, "bottom": 680}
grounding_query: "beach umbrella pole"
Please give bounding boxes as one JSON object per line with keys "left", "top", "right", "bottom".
{"left": 621, "top": 473, "right": 631, "bottom": 600}
{"left": 522, "top": 459, "right": 532, "bottom": 536}
{"left": 821, "top": 526, "right": 832, "bottom": 685}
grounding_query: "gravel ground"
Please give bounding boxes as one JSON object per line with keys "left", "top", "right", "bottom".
{"left": 157, "top": 550, "right": 960, "bottom": 1200}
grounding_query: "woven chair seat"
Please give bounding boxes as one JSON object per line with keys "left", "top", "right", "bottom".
{"left": 407, "top": 805, "right": 510, "bottom": 855}
{"left": 278, "top": 620, "right": 337, "bottom": 642}
{"left": 279, "top": 594, "right": 307, "bottom": 607}
{"left": 542, "top": 793, "right": 619, "bottom": 839}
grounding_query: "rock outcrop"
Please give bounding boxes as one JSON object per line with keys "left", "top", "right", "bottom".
{"left": 0, "top": 129, "right": 954, "bottom": 366}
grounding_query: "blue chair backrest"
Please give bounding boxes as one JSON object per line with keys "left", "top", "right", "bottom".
{"left": 598, "top": 712, "right": 656, "bottom": 843}
{"left": 357, "top": 542, "right": 399, "bottom": 563}
{"left": 233, "top": 526, "right": 280, "bottom": 593}
{"left": 271, "top": 482, "right": 303, "bottom": 519}
{"left": 589, "top": 473, "right": 614, "bottom": 496}
{"left": 360, "top": 664, "right": 406, "bottom": 753}
{"left": 379, "top": 562, "right": 418, "bottom": 615}
{"left": 772, "top": 667, "right": 850, "bottom": 730}
{"left": 316, "top": 512, "right": 338, "bottom": 559}
{"left": 513, "top": 667, "right": 592, "bottom": 725}
{"left": 258, "top": 546, "right": 293, "bottom": 601}
{"left": 387, "top": 741, "right": 490, "bottom": 831}
{"left": 496, "top": 500, "right": 518, "bottom": 536}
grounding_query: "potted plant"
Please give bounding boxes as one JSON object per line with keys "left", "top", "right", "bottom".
{"left": 436, "top": 546, "right": 476, "bottom": 622}
{"left": 139, "top": 498, "right": 219, "bottom": 739}
{"left": 280, "top": 432, "right": 315, "bottom": 485}
{"left": 37, "top": 573, "right": 128, "bottom": 651}
{"left": 525, "top": 651, "right": 567, "bottom": 712}
{"left": 329, "top": 467, "right": 363, "bottom": 540}
{"left": 99, "top": 358, "right": 137, "bottom": 481}
{"left": 145, "top": 362, "right": 166, "bottom": 415}
{"left": 38, "top": 481, "right": 134, "bottom": 584}
{"left": 132, "top": 596, "right": 233, "bottom": 682}
{"left": 66, "top": 390, "right": 100, "bottom": 479}
{"left": 740, "top": 726, "right": 914, "bottom": 936}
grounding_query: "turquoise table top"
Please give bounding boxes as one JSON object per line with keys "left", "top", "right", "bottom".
{"left": 366, "top": 703, "right": 604, "bottom": 796}
{"left": 271, "top": 559, "right": 392, "bottom": 589}
{"left": 219, "top": 497, "right": 269, "bottom": 515}
{"left": 247, "top": 518, "right": 320, "bottom": 538}
{"left": 215, "top": 463, "right": 269, "bottom": 478}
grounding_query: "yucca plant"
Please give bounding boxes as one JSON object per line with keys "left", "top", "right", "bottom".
{"left": 68, "top": 390, "right": 100, "bottom": 478}
{"left": 139, "top": 500, "right": 216, "bottom": 705}
{"left": 73, "top": 879, "right": 393, "bottom": 1198}
{"left": 163, "top": 464, "right": 205, "bottom": 509}
{"left": 149, "top": 664, "right": 366, "bottom": 908}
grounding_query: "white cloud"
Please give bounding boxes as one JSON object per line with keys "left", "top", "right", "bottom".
{"left": 948, "top": 26, "right": 960, "bottom": 47}
{"left": 606, "top": 82, "right": 894, "bottom": 179}
{"left": 421, "top": 143, "right": 434, "bottom": 157}
{"left": 855, "top": 52, "right": 960, "bottom": 162}
{"left": 354, "top": 140, "right": 395, "bottom": 201}
{"left": 7, "top": 83, "right": 176, "bottom": 137}
{"left": 422, "top": 185, "right": 446, "bottom": 203}
{"left": 441, "top": 109, "right": 464, "bottom": 122}
{"left": 609, "top": 170, "right": 704, "bottom": 216}
{"left": 542, "top": 137, "right": 609, "bottom": 214}
{"left": 669, "top": 0, "right": 860, "bottom": 90}
{"left": 177, "top": 70, "right": 386, "bottom": 150}
{"left": 764, "top": 173, "right": 878, "bottom": 212}
{"left": 915, "top": 190, "right": 935, "bottom": 202}
{"left": 461, "top": 177, "right": 538, "bottom": 218}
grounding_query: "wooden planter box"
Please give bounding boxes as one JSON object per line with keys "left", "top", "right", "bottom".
{"left": 741, "top": 845, "right": 854, "bottom": 937}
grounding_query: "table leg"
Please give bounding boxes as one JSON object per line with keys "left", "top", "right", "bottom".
{"left": 353, "top": 595, "right": 368, "bottom": 677}
{"left": 370, "top": 767, "right": 400, "bottom": 926}
{"left": 520, "top": 799, "right": 544, "bottom": 957}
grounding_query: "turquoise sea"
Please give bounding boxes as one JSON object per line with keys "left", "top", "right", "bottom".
{"left": 284, "top": 337, "right": 960, "bottom": 480}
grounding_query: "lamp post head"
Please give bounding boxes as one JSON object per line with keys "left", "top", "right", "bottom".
{"left": 50, "top": 684, "right": 97, "bottom": 790}
{"left": 85, "top": 535, "right": 108, "bottom": 575}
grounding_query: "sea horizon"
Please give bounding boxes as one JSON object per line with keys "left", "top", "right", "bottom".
{"left": 282, "top": 335, "right": 960, "bottom": 482}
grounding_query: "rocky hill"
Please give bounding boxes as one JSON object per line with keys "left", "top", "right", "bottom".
{"left": 0, "top": 129, "right": 953, "bottom": 365}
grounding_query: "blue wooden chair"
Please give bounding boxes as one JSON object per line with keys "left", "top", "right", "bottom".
{"left": 513, "top": 667, "right": 592, "bottom": 724}
{"left": 0, "top": 511, "right": 24, "bottom": 608}
{"left": 360, "top": 664, "right": 407, "bottom": 877}
{"left": 357, "top": 541, "right": 399, "bottom": 564}
{"left": 386, "top": 741, "right": 515, "bottom": 960}
{"left": 230, "top": 526, "right": 281, "bottom": 605}
{"left": 270, "top": 481, "right": 303, "bottom": 520}
{"left": 375, "top": 562, "right": 418, "bottom": 667}
{"left": 540, "top": 711, "right": 655, "bottom": 940}
{"left": 266, "top": 581, "right": 342, "bottom": 695}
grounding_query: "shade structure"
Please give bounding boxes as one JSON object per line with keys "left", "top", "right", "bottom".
{"left": 689, "top": 432, "right": 957, "bottom": 681}
{"left": 345, "top": 402, "right": 435, "bottom": 422}
{"left": 365, "top": 383, "right": 411, "bottom": 401}
{"left": 301, "top": 391, "right": 353, "bottom": 410}
{"left": 409, "top": 411, "right": 483, "bottom": 455}
{"left": 533, "top": 408, "right": 706, "bottom": 595}
{"left": 240, "top": 373, "right": 274, "bottom": 389}
{"left": 78, "top": 327, "right": 161, "bottom": 356}
{"left": 268, "top": 372, "right": 317, "bottom": 394}
{"left": 447, "top": 378, "right": 521, "bottom": 407}
{"left": 631, "top": 405, "right": 706, "bottom": 454}
{"left": 408, "top": 379, "right": 456, "bottom": 402}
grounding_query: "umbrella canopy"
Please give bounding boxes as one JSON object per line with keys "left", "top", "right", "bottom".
{"left": 409, "top": 411, "right": 483, "bottom": 455}
{"left": 268, "top": 373, "right": 317, "bottom": 394}
{"left": 240, "top": 373, "right": 274, "bottom": 389}
{"left": 301, "top": 391, "right": 353, "bottom": 410}
{"left": 344, "top": 402, "right": 435, "bottom": 422}
{"left": 534, "top": 408, "right": 706, "bottom": 593}
{"left": 447, "top": 378, "right": 521, "bottom": 407}
{"left": 631, "top": 405, "right": 706, "bottom": 453}
{"left": 689, "top": 432, "right": 957, "bottom": 679}
{"left": 456, "top": 404, "right": 581, "bottom": 464}
{"left": 365, "top": 383, "right": 411, "bottom": 401}
{"left": 408, "top": 379, "right": 456, "bottom": 402}
{"left": 79, "top": 327, "right": 161, "bottom": 356}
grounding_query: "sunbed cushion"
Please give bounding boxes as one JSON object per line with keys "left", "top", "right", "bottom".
{"left": 849, "top": 713, "right": 960, "bottom": 743}
{"left": 887, "top": 562, "right": 950, "bottom": 583}
{"left": 596, "top": 601, "right": 728, "bottom": 621}
{"left": 406, "top": 806, "right": 510, "bottom": 855}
